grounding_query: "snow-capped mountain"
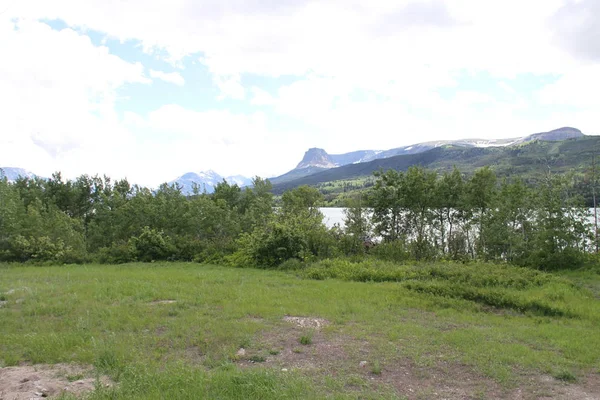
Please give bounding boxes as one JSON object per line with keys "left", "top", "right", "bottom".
{"left": 290, "top": 127, "right": 584, "bottom": 171}
{"left": 0, "top": 167, "right": 39, "bottom": 182}
{"left": 169, "top": 170, "right": 252, "bottom": 195}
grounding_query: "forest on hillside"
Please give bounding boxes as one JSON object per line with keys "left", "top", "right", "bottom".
{"left": 0, "top": 166, "right": 596, "bottom": 270}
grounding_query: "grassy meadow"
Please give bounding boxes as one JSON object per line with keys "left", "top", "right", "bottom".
{"left": 1, "top": 261, "right": 600, "bottom": 399}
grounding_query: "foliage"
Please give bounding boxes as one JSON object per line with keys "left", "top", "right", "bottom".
{"left": 231, "top": 186, "right": 338, "bottom": 267}
{"left": 300, "top": 259, "right": 590, "bottom": 319}
{"left": 0, "top": 164, "right": 596, "bottom": 269}
{"left": 129, "top": 226, "right": 176, "bottom": 262}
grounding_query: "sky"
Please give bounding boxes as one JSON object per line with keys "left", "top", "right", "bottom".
{"left": 0, "top": 0, "right": 599, "bottom": 187}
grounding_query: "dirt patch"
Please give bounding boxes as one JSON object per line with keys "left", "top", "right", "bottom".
{"left": 238, "top": 319, "right": 600, "bottom": 399}
{"left": 236, "top": 317, "right": 352, "bottom": 372}
{"left": 282, "top": 316, "right": 329, "bottom": 330}
{"left": 0, "top": 364, "right": 113, "bottom": 400}
{"left": 508, "top": 373, "right": 600, "bottom": 400}
{"left": 149, "top": 300, "right": 177, "bottom": 305}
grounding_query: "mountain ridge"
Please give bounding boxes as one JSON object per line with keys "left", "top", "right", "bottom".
{"left": 293, "top": 127, "right": 583, "bottom": 171}
{"left": 271, "top": 128, "right": 595, "bottom": 194}
{"left": 270, "top": 127, "right": 584, "bottom": 185}
{"left": 169, "top": 171, "right": 253, "bottom": 195}
{"left": 0, "top": 167, "right": 39, "bottom": 182}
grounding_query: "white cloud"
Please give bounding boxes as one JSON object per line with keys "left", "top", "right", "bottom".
{"left": 3, "top": 0, "right": 573, "bottom": 87}
{"left": 0, "top": 18, "right": 148, "bottom": 179}
{"left": 122, "top": 105, "right": 299, "bottom": 184}
{"left": 214, "top": 75, "right": 245, "bottom": 100}
{"left": 149, "top": 69, "right": 185, "bottom": 86}
{"left": 2, "top": 0, "right": 600, "bottom": 185}
{"left": 250, "top": 87, "right": 274, "bottom": 106}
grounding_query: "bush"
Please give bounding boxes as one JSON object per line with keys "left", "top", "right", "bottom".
{"left": 194, "top": 238, "right": 237, "bottom": 264}
{"left": 129, "top": 227, "right": 176, "bottom": 262}
{"left": 370, "top": 240, "right": 409, "bottom": 263}
{"left": 278, "top": 258, "right": 305, "bottom": 270}
{"left": 447, "top": 231, "right": 470, "bottom": 262}
{"left": 0, "top": 235, "right": 86, "bottom": 264}
{"left": 96, "top": 242, "right": 135, "bottom": 264}
{"left": 336, "top": 234, "right": 366, "bottom": 257}
{"left": 171, "top": 235, "right": 205, "bottom": 262}
{"left": 230, "top": 211, "right": 338, "bottom": 268}
{"left": 523, "top": 247, "right": 586, "bottom": 271}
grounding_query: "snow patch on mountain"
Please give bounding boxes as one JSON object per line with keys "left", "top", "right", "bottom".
{"left": 169, "top": 170, "right": 252, "bottom": 195}
{"left": 0, "top": 167, "right": 39, "bottom": 182}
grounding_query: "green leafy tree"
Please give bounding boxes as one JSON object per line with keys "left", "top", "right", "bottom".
{"left": 525, "top": 173, "right": 591, "bottom": 270}
{"left": 465, "top": 167, "right": 497, "bottom": 257}
{"left": 433, "top": 167, "right": 464, "bottom": 254}
{"left": 370, "top": 169, "right": 405, "bottom": 242}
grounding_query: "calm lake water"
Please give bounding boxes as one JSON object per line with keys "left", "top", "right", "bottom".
{"left": 320, "top": 207, "right": 346, "bottom": 228}
{"left": 320, "top": 208, "right": 600, "bottom": 230}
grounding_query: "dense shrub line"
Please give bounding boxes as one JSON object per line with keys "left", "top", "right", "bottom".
{"left": 0, "top": 166, "right": 596, "bottom": 270}
{"left": 299, "top": 258, "right": 582, "bottom": 318}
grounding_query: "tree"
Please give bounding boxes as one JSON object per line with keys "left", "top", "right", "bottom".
{"left": 344, "top": 193, "right": 371, "bottom": 240}
{"left": 525, "top": 173, "right": 591, "bottom": 270}
{"left": 432, "top": 167, "right": 464, "bottom": 254}
{"left": 370, "top": 169, "right": 405, "bottom": 242}
{"left": 402, "top": 167, "right": 437, "bottom": 260}
{"left": 483, "top": 178, "right": 532, "bottom": 262}
{"left": 465, "top": 167, "right": 497, "bottom": 257}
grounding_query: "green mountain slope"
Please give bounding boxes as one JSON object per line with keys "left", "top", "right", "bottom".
{"left": 272, "top": 136, "right": 600, "bottom": 195}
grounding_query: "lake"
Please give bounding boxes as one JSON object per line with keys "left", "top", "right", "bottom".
{"left": 320, "top": 207, "right": 346, "bottom": 228}
{"left": 320, "top": 208, "right": 600, "bottom": 230}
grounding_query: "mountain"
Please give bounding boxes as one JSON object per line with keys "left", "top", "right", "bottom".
{"left": 296, "top": 148, "right": 337, "bottom": 169}
{"left": 271, "top": 128, "right": 597, "bottom": 194}
{"left": 285, "top": 127, "right": 584, "bottom": 174}
{"left": 0, "top": 167, "right": 38, "bottom": 182}
{"left": 169, "top": 170, "right": 252, "bottom": 195}
{"left": 520, "top": 127, "right": 584, "bottom": 143}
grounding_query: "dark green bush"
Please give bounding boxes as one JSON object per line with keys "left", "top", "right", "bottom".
{"left": 129, "top": 227, "right": 176, "bottom": 262}
{"left": 370, "top": 240, "right": 410, "bottom": 263}
{"left": 96, "top": 242, "right": 135, "bottom": 264}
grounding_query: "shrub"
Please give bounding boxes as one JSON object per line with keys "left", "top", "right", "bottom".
{"left": 278, "top": 258, "right": 305, "bottom": 270}
{"left": 370, "top": 240, "right": 409, "bottom": 263}
{"left": 129, "top": 227, "right": 176, "bottom": 262}
{"left": 96, "top": 241, "right": 135, "bottom": 264}
{"left": 299, "top": 333, "right": 313, "bottom": 345}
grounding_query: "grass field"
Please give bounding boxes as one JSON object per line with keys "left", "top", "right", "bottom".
{"left": 1, "top": 261, "right": 599, "bottom": 399}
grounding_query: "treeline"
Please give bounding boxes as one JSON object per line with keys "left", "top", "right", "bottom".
{"left": 0, "top": 166, "right": 595, "bottom": 270}
{"left": 364, "top": 167, "right": 593, "bottom": 269}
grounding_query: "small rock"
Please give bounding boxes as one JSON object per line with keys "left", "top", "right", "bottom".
{"left": 0, "top": 301, "right": 7, "bottom": 308}
{"left": 281, "top": 368, "right": 288, "bottom": 372}
{"left": 359, "top": 361, "right": 368, "bottom": 368}
{"left": 236, "top": 348, "right": 246, "bottom": 356}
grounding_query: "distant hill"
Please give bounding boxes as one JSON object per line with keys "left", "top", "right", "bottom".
{"left": 272, "top": 132, "right": 599, "bottom": 194}
{"left": 0, "top": 167, "right": 39, "bottom": 182}
{"left": 169, "top": 170, "right": 252, "bottom": 195}
{"left": 273, "top": 128, "right": 585, "bottom": 186}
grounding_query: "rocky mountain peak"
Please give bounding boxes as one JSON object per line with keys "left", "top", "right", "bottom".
{"left": 296, "top": 148, "right": 338, "bottom": 169}
{"left": 523, "top": 127, "right": 583, "bottom": 142}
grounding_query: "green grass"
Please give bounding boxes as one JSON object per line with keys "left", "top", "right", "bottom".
{"left": 299, "top": 333, "right": 313, "bottom": 346}
{"left": 1, "top": 261, "right": 599, "bottom": 399}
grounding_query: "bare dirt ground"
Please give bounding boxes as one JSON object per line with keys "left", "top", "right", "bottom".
{"left": 236, "top": 315, "right": 600, "bottom": 400}
{"left": 0, "top": 364, "right": 112, "bottom": 400}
